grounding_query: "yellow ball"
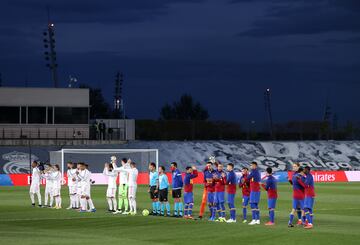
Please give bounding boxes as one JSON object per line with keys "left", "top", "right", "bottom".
{"left": 142, "top": 209, "right": 150, "bottom": 216}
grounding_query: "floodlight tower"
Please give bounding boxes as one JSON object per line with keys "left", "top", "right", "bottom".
{"left": 114, "top": 72, "right": 124, "bottom": 118}
{"left": 43, "top": 8, "right": 59, "bottom": 87}
{"left": 264, "top": 88, "right": 274, "bottom": 139}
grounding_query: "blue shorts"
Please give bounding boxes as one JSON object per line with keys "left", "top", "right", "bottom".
{"left": 184, "top": 192, "right": 193, "bottom": 204}
{"left": 304, "top": 197, "right": 314, "bottom": 210}
{"left": 207, "top": 192, "right": 215, "bottom": 204}
{"left": 242, "top": 196, "right": 250, "bottom": 206}
{"left": 215, "top": 192, "right": 225, "bottom": 204}
{"left": 292, "top": 198, "right": 305, "bottom": 210}
{"left": 268, "top": 198, "right": 277, "bottom": 209}
{"left": 250, "top": 191, "right": 260, "bottom": 204}
{"left": 227, "top": 193, "right": 235, "bottom": 204}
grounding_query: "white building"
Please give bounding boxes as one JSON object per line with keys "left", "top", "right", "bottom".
{"left": 0, "top": 87, "right": 90, "bottom": 139}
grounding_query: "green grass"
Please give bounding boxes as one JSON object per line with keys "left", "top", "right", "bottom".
{"left": 0, "top": 183, "right": 360, "bottom": 245}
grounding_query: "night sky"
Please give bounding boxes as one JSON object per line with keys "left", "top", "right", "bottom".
{"left": 1, "top": 0, "right": 359, "bottom": 124}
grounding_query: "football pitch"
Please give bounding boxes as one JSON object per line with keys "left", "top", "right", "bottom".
{"left": 0, "top": 183, "right": 359, "bottom": 245}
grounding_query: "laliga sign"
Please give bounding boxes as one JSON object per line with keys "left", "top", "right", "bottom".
{"left": 254, "top": 156, "right": 352, "bottom": 171}
{"left": 254, "top": 156, "right": 287, "bottom": 171}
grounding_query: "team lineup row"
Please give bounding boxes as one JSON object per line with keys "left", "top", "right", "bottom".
{"left": 28, "top": 157, "right": 315, "bottom": 229}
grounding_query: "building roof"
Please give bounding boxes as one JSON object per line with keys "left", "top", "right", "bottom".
{"left": 0, "top": 87, "right": 89, "bottom": 107}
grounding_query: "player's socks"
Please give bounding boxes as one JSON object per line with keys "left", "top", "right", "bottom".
{"left": 88, "top": 198, "right": 95, "bottom": 210}
{"left": 310, "top": 212, "right": 314, "bottom": 224}
{"left": 296, "top": 209, "right": 302, "bottom": 219}
{"left": 156, "top": 201, "right": 161, "bottom": 214}
{"left": 269, "top": 210, "right": 275, "bottom": 223}
{"left": 184, "top": 204, "right": 188, "bottom": 216}
{"left": 251, "top": 209, "right": 256, "bottom": 220}
{"left": 160, "top": 203, "right": 165, "bottom": 215}
{"left": 118, "top": 198, "right": 123, "bottom": 211}
{"left": 289, "top": 213, "right": 294, "bottom": 224}
{"left": 211, "top": 207, "right": 216, "bottom": 219}
{"left": 50, "top": 196, "right": 54, "bottom": 207}
{"left": 30, "top": 193, "right": 35, "bottom": 204}
{"left": 220, "top": 203, "right": 225, "bottom": 218}
{"left": 305, "top": 211, "right": 311, "bottom": 224}
{"left": 124, "top": 198, "right": 129, "bottom": 212}
{"left": 174, "top": 202, "right": 178, "bottom": 216}
{"left": 36, "top": 191, "right": 42, "bottom": 205}
{"left": 189, "top": 203, "right": 193, "bottom": 216}
{"left": 71, "top": 195, "right": 76, "bottom": 208}
{"left": 179, "top": 202, "right": 183, "bottom": 216}
{"left": 107, "top": 198, "right": 113, "bottom": 210}
{"left": 302, "top": 215, "right": 306, "bottom": 224}
{"left": 229, "top": 202, "right": 235, "bottom": 220}
{"left": 165, "top": 202, "right": 171, "bottom": 215}
{"left": 112, "top": 198, "right": 117, "bottom": 211}
{"left": 243, "top": 207, "right": 247, "bottom": 220}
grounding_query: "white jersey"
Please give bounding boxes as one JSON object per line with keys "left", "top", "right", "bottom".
{"left": 103, "top": 168, "right": 117, "bottom": 189}
{"left": 114, "top": 163, "right": 130, "bottom": 185}
{"left": 78, "top": 169, "right": 91, "bottom": 188}
{"left": 67, "top": 169, "right": 77, "bottom": 187}
{"left": 119, "top": 168, "right": 138, "bottom": 187}
{"left": 43, "top": 171, "right": 54, "bottom": 188}
{"left": 31, "top": 167, "right": 41, "bottom": 185}
{"left": 51, "top": 171, "right": 62, "bottom": 189}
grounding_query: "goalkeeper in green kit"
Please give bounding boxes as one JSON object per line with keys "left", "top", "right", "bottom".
{"left": 113, "top": 157, "right": 131, "bottom": 214}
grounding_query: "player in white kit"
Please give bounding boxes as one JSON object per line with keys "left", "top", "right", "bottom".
{"left": 52, "top": 164, "right": 62, "bottom": 209}
{"left": 75, "top": 163, "right": 82, "bottom": 209}
{"left": 117, "top": 161, "right": 138, "bottom": 215}
{"left": 42, "top": 164, "right": 54, "bottom": 208}
{"left": 29, "top": 161, "right": 42, "bottom": 207}
{"left": 113, "top": 157, "right": 130, "bottom": 214}
{"left": 103, "top": 163, "right": 118, "bottom": 212}
{"left": 77, "top": 163, "right": 96, "bottom": 212}
{"left": 66, "top": 162, "right": 78, "bottom": 210}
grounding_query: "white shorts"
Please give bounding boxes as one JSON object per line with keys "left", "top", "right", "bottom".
{"left": 29, "top": 183, "right": 40, "bottom": 193}
{"left": 68, "top": 186, "right": 77, "bottom": 195}
{"left": 81, "top": 185, "right": 91, "bottom": 197}
{"left": 45, "top": 186, "right": 53, "bottom": 194}
{"left": 128, "top": 186, "right": 137, "bottom": 199}
{"left": 52, "top": 187, "right": 61, "bottom": 196}
{"left": 106, "top": 187, "right": 116, "bottom": 197}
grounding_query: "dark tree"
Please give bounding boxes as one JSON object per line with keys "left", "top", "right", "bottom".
{"left": 79, "top": 84, "right": 111, "bottom": 119}
{"left": 160, "top": 94, "right": 209, "bottom": 120}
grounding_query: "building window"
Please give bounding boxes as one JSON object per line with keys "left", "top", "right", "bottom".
{"left": 47, "top": 107, "right": 53, "bottom": 124}
{"left": 0, "top": 106, "right": 20, "bottom": 123}
{"left": 54, "top": 107, "right": 88, "bottom": 124}
{"left": 21, "top": 107, "right": 27, "bottom": 124}
{"left": 28, "top": 107, "right": 46, "bottom": 124}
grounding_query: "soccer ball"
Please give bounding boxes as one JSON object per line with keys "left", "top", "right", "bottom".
{"left": 142, "top": 209, "right": 150, "bottom": 216}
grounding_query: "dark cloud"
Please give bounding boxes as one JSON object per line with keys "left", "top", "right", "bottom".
{"left": 0, "top": 0, "right": 359, "bottom": 122}
{"left": 237, "top": 0, "right": 360, "bottom": 37}
{"left": 1, "top": 0, "right": 204, "bottom": 24}
{"left": 324, "top": 36, "right": 360, "bottom": 44}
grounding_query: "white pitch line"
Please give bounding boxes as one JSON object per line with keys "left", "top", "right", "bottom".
{"left": 0, "top": 215, "right": 129, "bottom": 222}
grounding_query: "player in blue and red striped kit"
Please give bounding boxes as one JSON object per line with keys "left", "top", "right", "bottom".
{"left": 204, "top": 162, "right": 216, "bottom": 221}
{"left": 239, "top": 167, "right": 250, "bottom": 223}
{"left": 225, "top": 163, "right": 237, "bottom": 223}
{"left": 298, "top": 166, "right": 316, "bottom": 229}
{"left": 171, "top": 162, "right": 184, "bottom": 217}
{"left": 261, "top": 167, "right": 278, "bottom": 226}
{"left": 247, "top": 162, "right": 261, "bottom": 225}
{"left": 214, "top": 163, "right": 227, "bottom": 222}
{"left": 288, "top": 163, "right": 306, "bottom": 227}
{"left": 183, "top": 166, "right": 198, "bottom": 219}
